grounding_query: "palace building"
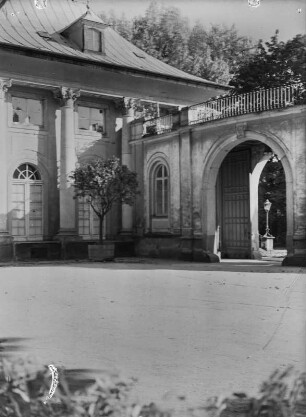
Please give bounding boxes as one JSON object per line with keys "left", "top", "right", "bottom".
{"left": 0, "top": 0, "right": 305, "bottom": 265}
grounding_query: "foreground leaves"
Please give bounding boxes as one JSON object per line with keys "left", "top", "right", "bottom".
{"left": 0, "top": 348, "right": 305, "bottom": 417}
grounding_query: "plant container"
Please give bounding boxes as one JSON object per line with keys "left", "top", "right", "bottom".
{"left": 88, "top": 242, "right": 115, "bottom": 261}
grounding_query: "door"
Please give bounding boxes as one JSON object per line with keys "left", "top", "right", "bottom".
{"left": 11, "top": 164, "right": 43, "bottom": 240}
{"left": 220, "top": 150, "right": 251, "bottom": 258}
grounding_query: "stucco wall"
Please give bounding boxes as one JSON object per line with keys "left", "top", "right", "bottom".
{"left": 1, "top": 83, "right": 119, "bottom": 246}
{"left": 132, "top": 105, "right": 306, "bottom": 261}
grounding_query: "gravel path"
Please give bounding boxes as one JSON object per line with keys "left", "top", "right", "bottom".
{"left": 0, "top": 261, "right": 305, "bottom": 406}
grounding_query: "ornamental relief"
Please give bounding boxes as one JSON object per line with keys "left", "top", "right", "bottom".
{"left": 0, "top": 78, "right": 12, "bottom": 99}
{"left": 53, "top": 87, "right": 81, "bottom": 106}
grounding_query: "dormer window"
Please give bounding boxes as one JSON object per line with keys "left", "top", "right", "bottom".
{"left": 84, "top": 27, "right": 102, "bottom": 52}
{"left": 60, "top": 9, "right": 107, "bottom": 54}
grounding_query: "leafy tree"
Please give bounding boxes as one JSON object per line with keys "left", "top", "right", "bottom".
{"left": 185, "top": 23, "right": 254, "bottom": 84}
{"left": 101, "top": 2, "right": 254, "bottom": 85}
{"left": 230, "top": 31, "right": 306, "bottom": 96}
{"left": 130, "top": 2, "right": 190, "bottom": 66}
{"left": 100, "top": 10, "right": 133, "bottom": 41}
{"left": 70, "top": 157, "right": 139, "bottom": 244}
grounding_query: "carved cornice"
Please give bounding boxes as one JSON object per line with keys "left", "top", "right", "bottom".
{"left": 0, "top": 78, "right": 12, "bottom": 99}
{"left": 54, "top": 87, "right": 80, "bottom": 107}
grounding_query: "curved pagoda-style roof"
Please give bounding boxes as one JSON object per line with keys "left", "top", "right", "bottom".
{"left": 0, "top": 0, "right": 230, "bottom": 91}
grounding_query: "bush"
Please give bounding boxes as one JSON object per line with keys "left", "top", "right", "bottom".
{"left": 0, "top": 349, "right": 305, "bottom": 417}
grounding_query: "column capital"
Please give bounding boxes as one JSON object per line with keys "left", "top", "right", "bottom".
{"left": 54, "top": 87, "right": 80, "bottom": 107}
{"left": 0, "top": 78, "right": 12, "bottom": 99}
{"left": 116, "top": 97, "right": 139, "bottom": 116}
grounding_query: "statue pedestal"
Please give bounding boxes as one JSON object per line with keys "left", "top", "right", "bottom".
{"left": 261, "top": 235, "right": 275, "bottom": 252}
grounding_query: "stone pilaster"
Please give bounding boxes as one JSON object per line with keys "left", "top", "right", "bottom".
{"left": 0, "top": 78, "right": 12, "bottom": 239}
{"left": 179, "top": 129, "right": 193, "bottom": 260}
{"left": 54, "top": 87, "right": 80, "bottom": 238}
{"left": 121, "top": 97, "right": 136, "bottom": 234}
{"left": 180, "top": 130, "right": 192, "bottom": 237}
{"left": 283, "top": 117, "right": 306, "bottom": 266}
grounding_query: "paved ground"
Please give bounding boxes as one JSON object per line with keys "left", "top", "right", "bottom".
{"left": 0, "top": 259, "right": 305, "bottom": 406}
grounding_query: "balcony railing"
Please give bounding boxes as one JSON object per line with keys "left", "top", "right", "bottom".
{"left": 188, "top": 85, "right": 299, "bottom": 125}
{"left": 143, "top": 114, "right": 174, "bottom": 136}
{"left": 130, "top": 85, "right": 303, "bottom": 140}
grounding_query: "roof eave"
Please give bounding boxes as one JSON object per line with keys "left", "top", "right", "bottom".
{"left": 0, "top": 43, "right": 232, "bottom": 92}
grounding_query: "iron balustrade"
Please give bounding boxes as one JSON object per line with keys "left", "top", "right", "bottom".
{"left": 188, "top": 85, "right": 299, "bottom": 125}
{"left": 143, "top": 114, "right": 174, "bottom": 136}
{"left": 131, "top": 85, "right": 303, "bottom": 139}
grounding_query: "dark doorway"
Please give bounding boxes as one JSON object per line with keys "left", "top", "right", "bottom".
{"left": 217, "top": 148, "right": 251, "bottom": 258}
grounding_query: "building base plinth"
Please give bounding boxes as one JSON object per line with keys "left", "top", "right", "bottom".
{"left": 282, "top": 255, "right": 306, "bottom": 267}
{"left": 193, "top": 249, "right": 220, "bottom": 263}
{"left": 120, "top": 230, "right": 134, "bottom": 238}
{"left": 55, "top": 230, "right": 81, "bottom": 242}
{"left": 0, "top": 234, "right": 13, "bottom": 261}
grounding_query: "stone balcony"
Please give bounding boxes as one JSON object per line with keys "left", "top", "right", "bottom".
{"left": 131, "top": 84, "right": 304, "bottom": 140}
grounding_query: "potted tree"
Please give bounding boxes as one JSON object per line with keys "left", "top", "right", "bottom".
{"left": 70, "top": 157, "right": 139, "bottom": 261}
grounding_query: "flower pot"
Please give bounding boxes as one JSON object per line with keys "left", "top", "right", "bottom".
{"left": 88, "top": 242, "right": 115, "bottom": 261}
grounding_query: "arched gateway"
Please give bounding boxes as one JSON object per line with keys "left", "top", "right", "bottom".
{"left": 201, "top": 132, "right": 293, "bottom": 259}
{"left": 131, "top": 98, "right": 305, "bottom": 265}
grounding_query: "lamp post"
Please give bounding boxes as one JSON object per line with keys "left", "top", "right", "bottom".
{"left": 262, "top": 199, "right": 275, "bottom": 251}
{"left": 263, "top": 199, "right": 272, "bottom": 237}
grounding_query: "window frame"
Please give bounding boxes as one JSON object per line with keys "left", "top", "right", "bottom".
{"left": 77, "top": 196, "right": 104, "bottom": 240}
{"left": 83, "top": 26, "right": 104, "bottom": 53}
{"left": 77, "top": 102, "right": 107, "bottom": 135}
{"left": 10, "top": 94, "right": 45, "bottom": 130}
{"left": 11, "top": 164, "right": 44, "bottom": 240}
{"left": 152, "top": 163, "right": 169, "bottom": 218}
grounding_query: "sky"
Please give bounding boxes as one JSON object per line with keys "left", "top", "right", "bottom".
{"left": 89, "top": 0, "right": 305, "bottom": 42}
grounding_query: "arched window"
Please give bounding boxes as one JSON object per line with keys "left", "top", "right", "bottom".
{"left": 13, "top": 164, "right": 41, "bottom": 180}
{"left": 11, "top": 164, "right": 43, "bottom": 239}
{"left": 153, "top": 164, "right": 169, "bottom": 217}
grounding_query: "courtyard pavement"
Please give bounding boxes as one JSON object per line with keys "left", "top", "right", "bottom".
{"left": 0, "top": 259, "right": 305, "bottom": 406}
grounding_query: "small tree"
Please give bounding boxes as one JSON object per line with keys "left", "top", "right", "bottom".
{"left": 71, "top": 157, "right": 139, "bottom": 244}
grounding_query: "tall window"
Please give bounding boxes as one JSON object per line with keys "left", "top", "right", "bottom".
{"left": 78, "top": 105, "right": 104, "bottom": 132}
{"left": 78, "top": 197, "right": 100, "bottom": 238}
{"left": 12, "top": 97, "right": 43, "bottom": 126}
{"left": 153, "top": 164, "right": 169, "bottom": 217}
{"left": 12, "top": 164, "right": 43, "bottom": 239}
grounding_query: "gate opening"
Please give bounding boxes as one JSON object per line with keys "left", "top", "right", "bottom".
{"left": 216, "top": 141, "right": 287, "bottom": 259}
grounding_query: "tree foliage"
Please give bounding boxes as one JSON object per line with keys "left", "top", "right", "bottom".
{"left": 102, "top": 3, "right": 305, "bottom": 97}
{"left": 71, "top": 157, "right": 139, "bottom": 243}
{"left": 101, "top": 2, "right": 254, "bottom": 85}
{"left": 230, "top": 31, "right": 306, "bottom": 95}
{"left": 1, "top": 346, "right": 306, "bottom": 417}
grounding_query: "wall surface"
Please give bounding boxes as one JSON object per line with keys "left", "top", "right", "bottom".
{"left": 132, "top": 105, "right": 306, "bottom": 264}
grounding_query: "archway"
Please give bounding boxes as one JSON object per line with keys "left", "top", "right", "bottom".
{"left": 201, "top": 131, "right": 293, "bottom": 259}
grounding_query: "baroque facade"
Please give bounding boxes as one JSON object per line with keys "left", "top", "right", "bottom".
{"left": 0, "top": 0, "right": 305, "bottom": 265}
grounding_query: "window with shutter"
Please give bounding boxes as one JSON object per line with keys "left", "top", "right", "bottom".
{"left": 85, "top": 28, "right": 102, "bottom": 52}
